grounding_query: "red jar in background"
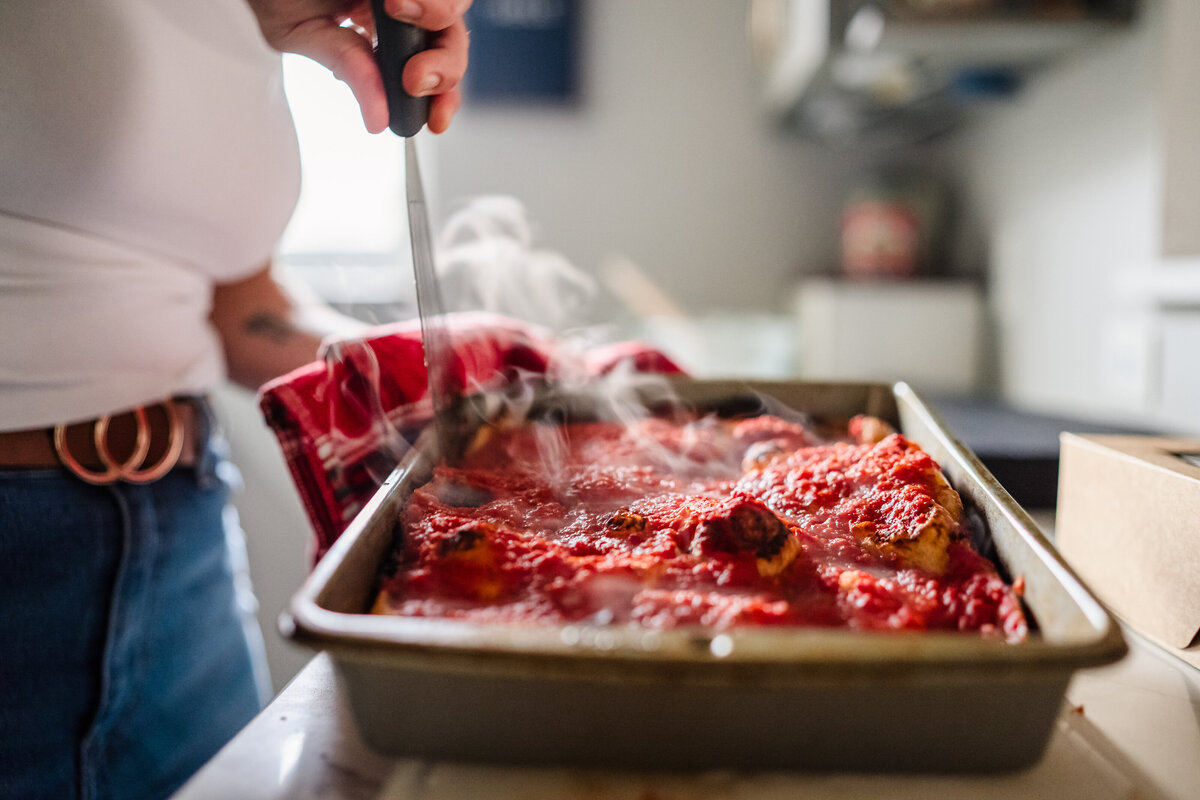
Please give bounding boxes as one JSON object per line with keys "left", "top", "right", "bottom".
{"left": 841, "top": 172, "right": 946, "bottom": 280}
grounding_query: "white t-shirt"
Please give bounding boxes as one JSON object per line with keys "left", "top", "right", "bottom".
{"left": 0, "top": 0, "right": 301, "bottom": 430}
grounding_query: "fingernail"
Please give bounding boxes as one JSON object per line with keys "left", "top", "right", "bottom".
{"left": 395, "top": 1, "right": 423, "bottom": 21}
{"left": 419, "top": 73, "right": 442, "bottom": 95}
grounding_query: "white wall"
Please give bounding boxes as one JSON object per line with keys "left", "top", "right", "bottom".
{"left": 436, "top": 0, "right": 859, "bottom": 314}
{"left": 1160, "top": 0, "right": 1200, "bottom": 257}
{"left": 952, "top": 2, "right": 1163, "bottom": 422}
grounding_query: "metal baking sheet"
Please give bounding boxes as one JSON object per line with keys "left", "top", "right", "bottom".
{"left": 284, "top": 380, "right": 1127, "bottom": 773}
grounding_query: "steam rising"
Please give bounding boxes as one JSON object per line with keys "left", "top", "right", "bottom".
{"left": 427, "top": 196, "right": 707, "bottom": 486}
{"left": 319, "top": 331, "right": 416, "bottom": 521}
{"left": 436, "top": 196, "right": 599, "bottom": 333}
{"left": 325, "top": 195, "right": 746, "bottom": 500}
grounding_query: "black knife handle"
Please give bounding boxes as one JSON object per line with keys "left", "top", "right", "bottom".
{"left": 370, "top": 0, "right": 430, "bottom": 137}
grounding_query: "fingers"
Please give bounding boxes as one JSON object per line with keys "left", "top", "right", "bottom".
{"left": 276, "top": 20, "right": 392, "bottom": 133}
{"left": 386, "top": 0, "right": 473, "bottom": 33}
{"left": 402, "top": 19, "right": 469, "bottom": 95}
{"left": 428, "top": 87, "right": 462, "bottom": 134}
{"left": 246, "top": 1, "right": 470, "bottom": 133}
{"left": 384, "top": 1, "right": 470, "bottom": 132}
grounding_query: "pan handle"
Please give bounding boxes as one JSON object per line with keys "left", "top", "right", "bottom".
{"left": 370, "top": 0, "right": 431, "bottom": 137}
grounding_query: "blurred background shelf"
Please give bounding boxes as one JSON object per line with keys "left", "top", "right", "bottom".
{"left": 751, "top": 0, "right": 1138, "bottom": 147}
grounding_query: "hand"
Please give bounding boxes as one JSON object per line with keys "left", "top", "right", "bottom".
{"left": 245, "top": 0, "right": 471, "bottom": 134}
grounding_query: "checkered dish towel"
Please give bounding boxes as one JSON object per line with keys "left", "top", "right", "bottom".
{"left": 257, "top": 312, "right": 682, "bottom": 562}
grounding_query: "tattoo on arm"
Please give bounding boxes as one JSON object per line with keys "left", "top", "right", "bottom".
{"left": 245, "top": 311, "right": 296, "bottom": 345}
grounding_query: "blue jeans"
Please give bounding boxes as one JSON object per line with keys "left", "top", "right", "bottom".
{"left": 0, "top": 436, "right": 269, "bottom": 800}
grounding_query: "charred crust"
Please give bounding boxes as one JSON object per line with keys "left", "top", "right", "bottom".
{"left": 606, "top": 509, "right": 647, "bottom": 532}
{"left": 437, "top": 526, "right": 487, "bottom": 556}
{"left": 736, "top": 505, "right": 791, "bottom": 559}
{"left": 693, "top": 499, "right": 791, "bottom": 559}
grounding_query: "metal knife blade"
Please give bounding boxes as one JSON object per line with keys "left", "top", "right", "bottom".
{"left": 404, "top": 138, "right": 455, "bottom": 429}
{"left": 370, "top": 2, "right": 456, "bottom": 447}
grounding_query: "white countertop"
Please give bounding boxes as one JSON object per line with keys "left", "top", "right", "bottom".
{"left": 173, "top": 626, "right": 1200, "bottom": 800}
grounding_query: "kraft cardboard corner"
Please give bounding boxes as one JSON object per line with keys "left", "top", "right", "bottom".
{"left": 1055, "top": 433, "right": 1200, "bottom": 653}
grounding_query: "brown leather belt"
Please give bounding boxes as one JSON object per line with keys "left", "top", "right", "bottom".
{"left": 0, "top": 397, "right": 203, "bottom": 484}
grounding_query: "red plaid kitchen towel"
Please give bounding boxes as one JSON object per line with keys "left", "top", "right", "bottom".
{"left": 258, "top": 312, "right": 682, "bottom": 562}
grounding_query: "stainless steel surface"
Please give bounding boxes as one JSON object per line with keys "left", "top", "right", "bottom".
{"left": 284, "top": 379, "right": 1127, "bottom": 772}
{"left": 405, "top": 138, "right": 453, "bottom": 438}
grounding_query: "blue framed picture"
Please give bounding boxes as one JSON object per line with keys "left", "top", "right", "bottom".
{"left": 464, "top": 0, "right": 581, "bottom": 105}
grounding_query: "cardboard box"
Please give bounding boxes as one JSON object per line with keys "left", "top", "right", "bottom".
{"left": 1056, "top": 434, "right": 1200, "bottom": 668}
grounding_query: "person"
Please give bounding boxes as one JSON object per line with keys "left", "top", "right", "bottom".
{"left": 0, "top": 1, "right": 470, "bottom": 798}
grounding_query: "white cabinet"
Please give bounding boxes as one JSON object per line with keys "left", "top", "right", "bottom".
{"left": 793, "top": 277, "right": 984, "bottom": 393}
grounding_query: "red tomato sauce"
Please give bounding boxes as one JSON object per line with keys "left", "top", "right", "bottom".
{"left": 374, "top": 415, "right": 1028, "bottom": 641}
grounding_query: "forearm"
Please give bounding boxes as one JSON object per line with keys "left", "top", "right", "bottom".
{"left": 210, "top": 263, "right": 368, "bottom": 390}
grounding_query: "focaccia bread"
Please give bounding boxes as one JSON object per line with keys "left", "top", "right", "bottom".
{"left": 372, "top": 413, "right": 1027, "bottom": 641}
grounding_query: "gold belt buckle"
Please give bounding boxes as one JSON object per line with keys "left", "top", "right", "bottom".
{"left": 52, "top": 399, "right": 185, "bottom": 485}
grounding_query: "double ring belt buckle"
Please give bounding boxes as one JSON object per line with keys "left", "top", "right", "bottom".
{"left": 52, "top": 399, "right": 185, "bottom": 485}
